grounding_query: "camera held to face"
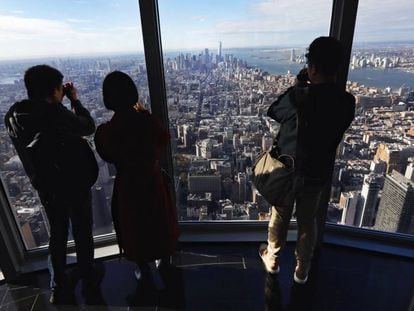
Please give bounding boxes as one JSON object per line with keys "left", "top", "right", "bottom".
{"left": 296, "top": 68, "right": 309, "bottom": 83}
{"left": 63, "top": 84, "right": 72, "bottom": 97}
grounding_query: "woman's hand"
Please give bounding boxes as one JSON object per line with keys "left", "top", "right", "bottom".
{"left": 134, "top": 102, "right": 148, "bottom": 112}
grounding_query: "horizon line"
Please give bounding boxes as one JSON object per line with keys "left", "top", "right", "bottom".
{"left": 2, "top": 40, "right": 414, "bottom": 63}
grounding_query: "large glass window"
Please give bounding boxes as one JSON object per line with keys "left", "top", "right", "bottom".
{"left": 330, "top": 0, "right": 414, "bottom": 236}
{"left": 0, "top": 0, "right": 149, "bottom": 249}
{"left": 159, "top": 0, "right": 333, "bottom": 221}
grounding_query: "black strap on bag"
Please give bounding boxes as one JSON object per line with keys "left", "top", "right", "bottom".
{"left": 293, "top": 88, "right": 305, "bottom": 176}
{"left": 291, "top": 86, "right": 311, "bottom": 178}
{"left": 272, "top": 86, "right": 305, "bottom": 170}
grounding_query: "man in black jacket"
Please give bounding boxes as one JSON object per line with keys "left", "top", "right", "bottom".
{"left": 259, "top": 37, "right": 355, "bottom": 284}
{"left": 5, "top": 65, "right": 98, "bottom": 303}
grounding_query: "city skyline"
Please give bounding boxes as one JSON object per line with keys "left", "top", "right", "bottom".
{"left": 0, "top": 44, "right": 414, "bottom": 248}
{"left": 1, "top": 0, "right": 414, "bottom": 60}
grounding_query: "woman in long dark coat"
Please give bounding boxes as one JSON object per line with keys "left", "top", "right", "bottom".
{"left": 94, "top": 71, "right": 179, "bottom": 274}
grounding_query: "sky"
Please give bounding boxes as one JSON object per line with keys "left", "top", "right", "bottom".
{"left": 0, "top": 0, "right": 413, "bottom": 60}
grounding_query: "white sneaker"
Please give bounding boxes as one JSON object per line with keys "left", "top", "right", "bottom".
{"left": 293, "top": 261, "right": 310, "bottom": 284}
{"left": 293, "top": 271, "right": 308, "bottom": 284}
{"left": 155, "top": 259, "right": 162, "bottom": 269}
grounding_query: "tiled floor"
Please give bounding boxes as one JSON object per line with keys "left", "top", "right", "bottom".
{"left": 0, "top": 242, "right": 413, "bottom": 310}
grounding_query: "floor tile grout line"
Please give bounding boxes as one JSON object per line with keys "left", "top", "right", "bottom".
{"left": 0, "top": 288, "right": 9, "bottom": 306}
{"left": 0, "top": 293, "right": 42, "bottom": 307}
{"left": 179, "top": 251, "right": 219, "bottom": 258}
{"left": 177, "top": 261, "right": 245, "bottom": 268}
{"left": 9, "top": 286, "right": 29, "bottom": 291}
{"left": 29, "top": 294, "right": 39, "bottom": 311}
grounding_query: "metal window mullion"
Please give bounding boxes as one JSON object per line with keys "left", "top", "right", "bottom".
{"left": 0, "top": 178, "right": 26, "bottom": 281}
{"left": 138, "top": 0, "right": 175, "bottom": 201}
{"left": 329, "top": 0, "right": 359, "bottom": 89}
{"left": 313, "top": 0, "right": 359, "bottom": 248}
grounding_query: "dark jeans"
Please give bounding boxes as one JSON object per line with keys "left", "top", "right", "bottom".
{"left": 39, "top": 190, "right": 94, "bottom": 289}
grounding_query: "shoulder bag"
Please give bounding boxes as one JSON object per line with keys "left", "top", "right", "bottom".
{"left": 252, "top": 145, "right": 295, "bottom": 207}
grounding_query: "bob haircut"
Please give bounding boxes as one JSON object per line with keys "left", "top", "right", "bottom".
{"left": 103, "top": 71, "right": 139, "bottom": 111}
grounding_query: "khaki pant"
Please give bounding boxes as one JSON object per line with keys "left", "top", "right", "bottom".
{"left": 267, "top": 177, "right": 325, "bottom": 266}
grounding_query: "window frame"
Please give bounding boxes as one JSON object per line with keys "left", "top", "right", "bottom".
{"left": 141, "top": 0, "right": 414, "bottom": 255}
{"left": 1, "top": 0, "right": 414, "bottom": 283}
{"left": 0, "top": 178, "right": 25, "bottom": 281}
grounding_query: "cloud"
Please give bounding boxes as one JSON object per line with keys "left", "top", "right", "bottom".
{"left": 3, "top": 0, "right": 414, "bottom": 58}
{"left": 190, "top": 15, "right": 207, "bottom": 22}
{"left": 0, "top": 15, "right": 72, "bottom": 37}
{"left": 352, "top": 0, "right": 414, "bottom": 42}
{"left": 173, "top": 0, "right": 331, "bottom": 50}
{"left": 180, "top": 0, "right": 414, "bottom": 48}
{"left": 0, "top": 15, "right": 143, "bottom": 59}
{"left": 65, "top": 18, "right": 92, "bottom": 24}
{"left": 252, "top": 0, "right": 327, "bottom": 17}
{"left": 210, "top": 19, "right": 323, "bottom": 34}
{"left": 10, "top": 10, "right": 24, "bottom": 15}
{"left": 108, "top": 26, "right": 139, "bottom": 32}
{"left": 188, "top": 5, "right": 329, "bottom": 38}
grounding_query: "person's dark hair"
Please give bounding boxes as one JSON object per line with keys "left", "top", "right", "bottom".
{"left": 24, "top": 65, "right": 63, "bottom": 100}
{"left": 305, "top": 36, "right": 344, "bottom": 75}
{"left": 103, "top": 71, "right": 138, "bottom": 111}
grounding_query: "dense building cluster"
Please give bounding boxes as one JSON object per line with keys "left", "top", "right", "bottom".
{"left": 0, "top": 44, "right": 413, "bottom": 248}
{"left": 350, "top": 47, "right": 414, "bottom": 72}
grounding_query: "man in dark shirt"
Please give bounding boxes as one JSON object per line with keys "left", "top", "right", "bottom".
{"left": 5, "top": 65, "right": 98, "bottom": 303}
{"left": 259, "top": 37, "right": 355, "bottom": 283}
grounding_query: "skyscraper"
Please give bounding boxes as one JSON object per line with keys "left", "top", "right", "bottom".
{"left": 374, "top": 144, "right": 414, "bottom": 174}
{"left": 339, "top": 191, "right": 360, "bottom": 226}
{"left": 405, "top": 158, "right": 414, "bottom": 181}
{"left": 355, "top": 174, "right": 383, "bottom": 227}
{"left": 374, "top": 144, "right": 401, "bottom": 173}
{"left": 236, "top": 172, "right": 247, "bottom": 203}
{"left": 182, "top": 124, "right": 193, "bottom": 149}
{"left": 188, "top": 172, "right": 221, "bottom": 200}
{"left": 204, "top": 48, "right": 210, "bottom": 65}
{"left": 370, "top": 159, "right": 387, "bottom": 174}
{"left": 374, "top": 170, "right": 414, "bottom": 234}
{"left": 218, "top": 41, "right": 222, "bottom": 61}
{"left": 290, "top": 49, "right": 296, "bottom": 62}
{"left": 262, "top": 135, "right": 273, "bottom": 151}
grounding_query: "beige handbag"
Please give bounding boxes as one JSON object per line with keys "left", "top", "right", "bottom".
{"left": 252, "top": 147, "right": 295, "bottom": 206}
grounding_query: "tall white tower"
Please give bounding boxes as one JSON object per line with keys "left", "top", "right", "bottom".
{"left": 218, "top": 41, "right": 222, "bottom": 60}
{"left": 290, "top": 49, "right": 296, "bottom": 62}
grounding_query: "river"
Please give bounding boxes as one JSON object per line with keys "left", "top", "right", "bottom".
{"left": 229, "top": 48, "right": 414, "bottom": 90}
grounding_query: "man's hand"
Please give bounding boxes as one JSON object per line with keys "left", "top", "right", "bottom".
{"left": 295, "top": 68, "right": 310, "bottom": 87}
{"left": 63, "top": 82, "right": 78, "bottom": 102}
